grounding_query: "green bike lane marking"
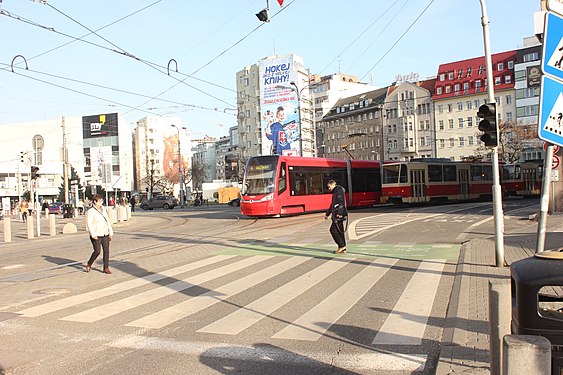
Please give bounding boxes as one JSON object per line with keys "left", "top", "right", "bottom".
{"left": 216, "top": 243, "right": 460, "bottom": 261}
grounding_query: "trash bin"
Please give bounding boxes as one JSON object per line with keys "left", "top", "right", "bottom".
{"left": 511, "top": 252, "right": 563, "bottom": 374}
{"left": 62, "top": 204, "right": 74, "bottom": 219}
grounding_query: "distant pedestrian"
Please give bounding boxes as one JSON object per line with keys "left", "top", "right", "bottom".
{"left": 85, "top": 194, "right": 114, "bottom": 274}
{"left": 129, "top": 195, "right": 136, "bottom": 212}
{"left": 77, "top": 199, "right": 84, "bottom": 215}
{"left": 20, "top": 200, "right": 29, "bottom": 223}
{"left": 324, "top": 180, "right": 348, "bottom": 254}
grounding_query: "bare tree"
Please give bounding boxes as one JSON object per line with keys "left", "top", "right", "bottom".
{"left": 191, "top": 159, "right": 206, "bottom": 191}
{"left": 471, "top": 120, "right": 539, "bottom": 162}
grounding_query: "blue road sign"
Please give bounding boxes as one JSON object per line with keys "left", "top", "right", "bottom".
{"left": 538, "top": 75, "right": 563, "bottom": 147}
{"left": 542, "top": 12, "right": 563, "bottom": 81}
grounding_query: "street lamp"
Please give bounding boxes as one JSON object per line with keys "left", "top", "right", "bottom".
{"left": 289, "top": 81, "right": 304, "bottom": 156}
{"left": 171, "top": 124, "right": 186, "bottom": 208}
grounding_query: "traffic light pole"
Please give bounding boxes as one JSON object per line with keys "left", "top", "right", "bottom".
{"left": 480, "top": 0, "right": 505, "bottom": 267}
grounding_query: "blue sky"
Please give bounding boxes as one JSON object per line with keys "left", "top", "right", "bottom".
{"left": 0, "top": 0, "right": 541, "bottom": 138}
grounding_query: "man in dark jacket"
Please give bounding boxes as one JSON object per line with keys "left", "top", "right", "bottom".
{"left": 324, "top": 180, "right": 348, "bottom": 253}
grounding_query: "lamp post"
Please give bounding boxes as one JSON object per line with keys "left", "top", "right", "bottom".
{"left": 289, "top": 81, "right": 305, "bottom": 156}
{"left": 171, "top": 124, "right": 186, "bottom": 208}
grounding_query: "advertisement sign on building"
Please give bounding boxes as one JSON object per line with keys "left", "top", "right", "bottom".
{"left": 82, "top": 113, "right": 119, "bottom": 186}
{"left": 259, "top": 55, "right": 302, "bottom": 156}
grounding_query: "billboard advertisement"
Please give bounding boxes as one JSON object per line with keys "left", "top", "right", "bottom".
{"left": 259, "top": 55, "right": 302, "bottom": 156}
{"left": 82, "top": 113, "right": 119, "bottom": 138}
{"left": 90, "top": 145, "right": 113, "bottom": 183}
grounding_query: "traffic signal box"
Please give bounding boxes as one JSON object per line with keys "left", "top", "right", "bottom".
{"left": 30, "top": 166, "right": 39, "bottom": 179}
{"left": 477, "top": 103, "right": 498, "bottom": 147}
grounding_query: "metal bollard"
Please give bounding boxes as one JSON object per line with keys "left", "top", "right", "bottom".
{"left": 3, "top": 217, "right": 11, "bottom": 242}
{"left": 489, "top": 279, "right": 511, "bottom": 375}
{"left": 49, "top": 214, "right": 56, "bottom": 236}
{"left": 503, "top": 334, "right": 551, "bottom": 374}
{"left": 26, "top": 217, "right": 34, "bottom": 239}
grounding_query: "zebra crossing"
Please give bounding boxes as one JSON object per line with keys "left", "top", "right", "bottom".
{"left": 14, "top": 253, "right": 450, "bottom": 371}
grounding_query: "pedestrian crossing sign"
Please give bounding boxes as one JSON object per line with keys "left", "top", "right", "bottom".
{"left": 538, "top": 75, "right": 563, "bottom": 146}
{"left": 543, "top": 12, "right": 563, "bottom": 80}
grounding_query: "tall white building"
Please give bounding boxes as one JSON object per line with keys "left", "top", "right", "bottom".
{"left": 134, "top": 116, "right": 187, "bottom": 196}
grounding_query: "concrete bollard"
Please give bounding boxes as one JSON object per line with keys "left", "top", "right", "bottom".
{"left": 107, "top": 206, "right": 115, "bottom": 224}
{"left": 503, "top": 334, "right": 551, "bottom": 375}
{"left": 49, "top": 214, "right": 56, "bottom": 236}
{"left": 126, "top": 205, "right": 131, "bottom": 220}
{"left": 3, "top": 217, "right": 11, "bottom": 242}
{"left": 26, "top": 218, "right": 34, "bottom": 239}
{"left": 44, "top": 208, "right": 49, "bottom": 217}
{"left": 119, "top": 206, "right": 125, "bottom": 222}
{"left": 489, "top": 279, "right": 511, "bottom": 375}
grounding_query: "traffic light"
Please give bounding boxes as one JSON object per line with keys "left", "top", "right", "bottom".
{"left": 256, "top": 8, "right": 269, "bottom": 22}
{"left": 30, "top": 166, "right": 39, "bottom": 180}
{"left": 477, "top": 103, "right": 498, "bottom": 147}
{"left": 20, "top": 151, "right": 24, "bottom": 163}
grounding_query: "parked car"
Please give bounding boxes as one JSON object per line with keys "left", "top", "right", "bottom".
{"left": 139, "top": 195, "right": 176, "bottom": 210}
{"left": 48, "top": 202, "right": 63, "bottom": 214}
{"left": 228, "top": 197, "right": 241, "bottom": 207}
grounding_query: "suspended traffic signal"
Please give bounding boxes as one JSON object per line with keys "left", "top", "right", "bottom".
{"left": 256, "top": 8, "right": 269, "bottom": 22}
{"left": 30, "top": 166, "right": 39, "bottom": 180}
{"left": 20, "top": 151, "right": 24, "bottom": 162}
{"left": 477, "top": 103, "right": 498, "bottom": 147}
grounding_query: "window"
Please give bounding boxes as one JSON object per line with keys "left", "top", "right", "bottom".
{"left": 478, "top": 65, "right": 485, "bottom": 75}
{"left": 498, "top": 62, "right": 504, "bottom": 71}
{"left": 439, "top": 139, "right": 445, "bottom": 148}
{"left": 458, "top": 69, "right": 463, "bottom": 79}
{"left": 523, "top": 52, "right": 539, "bottom": 62}
{"left": 507, "top": 112, "right": 513, "bottom": 122}
{"left": 440, "top": 73, "right": 446, "bottom": 81}
{"left": 437, "top": 87, "right": 443, "bottom": 95}
{"left": 467, "top": 67, "right": 472, "bottom": 77}
{"left": 448, "top": 71, "right": 454, "bottom": 80}
{"left": 439, "top": 120, "right": 444, "bottom": 130}
{"left": 463, "top": 82, "right": 469, "bottom": 92}
{"left": 494, "top": 77, "right": 501, "bottom": 85}
{"left": 448, "top": 104, "right": 453, "bottom": 112}
{"left": 474, "top": 99, "right": 480, "bottom": 107}
{"left": 515, "top": 70, "right": 526, "bottom": 81}
{"left": 468, "top": 136, "right": 474, "bottom": 145}
{"left": 507, "top": 61, "right": 514, "bottom": 69}
{"left": 506, "top": 95, "right": 512, "bottom": 105}
{"left": 467, "top": 117, "right": 473, "bottom": 127}
{"left": 454, "top": 84, "right": 460, "bottom": 93}
{"left": 448, "top": 119, "right": 454, "bottom": 129}
{"left": 443, "top": 165, "right": 457, "bottom": 181}
{"left": 428, "top": 165, "right": 443, "bottom": 182}
{"left": 459, "top": 137, "right": 465, "bottom": 146}
{"left": 350, "top": 104, "right": 355, "bottom": 110}
{"left": 438, "top": 105, "right": 443, "bottom": 114}
{"left": 449, "top": 138, "right": 455, "bottom": 147}
{"left": 504, "top": 75, "right": 512, "bottom": 84}
{"left": 457, "top": 102, "right": 463, "bottom": 111}
{"left": 466, "top": 101, "right": 473, "bottom": 110}
{"left": 458, "top": 118, "right": 464, "bottom": 128}
{"left": 445, "top": 85, "right": 451, "bottom": 94}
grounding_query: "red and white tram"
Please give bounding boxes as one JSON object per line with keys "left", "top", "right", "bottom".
{"left": 240, "top": 156, "right": 381, "bottom": 217}
{"left": 502, "top": 160, "right": 543, "bottom": 198}
{"left": 381, "top": 159, "right": 543, "bottom": 204}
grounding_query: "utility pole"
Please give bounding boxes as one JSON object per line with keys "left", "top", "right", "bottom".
{"left": 62, "top": 116, "right": 69, "bottom": 204}
{"left": 479, "top": 0, "right": 505, "bottom": 267}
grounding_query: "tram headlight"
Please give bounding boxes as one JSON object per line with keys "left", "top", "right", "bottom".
{"left": 259, "top": 193, "right": 273, "bottom": 202}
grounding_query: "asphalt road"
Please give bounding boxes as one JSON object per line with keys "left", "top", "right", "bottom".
{"left": 0, "top": 198, "right": 541, "bottom": 374}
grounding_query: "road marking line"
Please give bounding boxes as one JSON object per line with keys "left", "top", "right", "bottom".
{"left": 272, "top": 258, "right": 398, "bottom": 341}
{"left": 126, "top": 256, "right": 309, "bottom": 329}
{"left": 60, "top": 256, "right": 271, "bottom": 323}
{"left": 372, "top": 259, "right": 447, "bottom": 345}
{"left": 109, "top": 335, "right": 426, "bottom": 372}
{"left": 197, "top": 258, "right": 354, "bottom": 335}
{"left": 17, "top": 255, "right": 236, "bottom": 317}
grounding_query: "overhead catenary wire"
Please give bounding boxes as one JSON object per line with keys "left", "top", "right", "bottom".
{"left": 360, "top": 0, "right": 436, "bottom": 82}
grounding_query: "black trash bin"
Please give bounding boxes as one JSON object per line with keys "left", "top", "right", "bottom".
{"left": 511, "top": 253, "right": 563, "bottom": 374}
{"left": 62, "top": 204, "right": 74, "bottom": 218}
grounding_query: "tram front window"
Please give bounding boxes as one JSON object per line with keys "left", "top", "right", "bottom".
{"left": 242, "top": 156, "right": 278, "bottom": 195}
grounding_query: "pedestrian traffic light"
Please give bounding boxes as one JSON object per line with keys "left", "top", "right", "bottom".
{"left": 477, "top": 103, "right": 498, "bottom": 147}
{"left": 30, "top": 166, "right": 39, "bottom": 179}
{"left": 256, "top": 8, "right": 269, "bottom": 22}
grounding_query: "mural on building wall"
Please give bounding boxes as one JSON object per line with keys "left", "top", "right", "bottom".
{"left": 259, "top": 55, "right": 302, "bottom": 156}
{"left": 163, "top": 133, "right": 188, "bottom": 183}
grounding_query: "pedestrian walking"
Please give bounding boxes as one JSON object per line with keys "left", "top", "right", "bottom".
{"left": 324, "top": 180, "right": 348, "bottom": 254}
{"left": 85, "top": 194, "right": 114, "bottom": 274}
{"left": 129, "top": 195, "right": 136, "bottom": 212}
{"left": 20, "top": 200, "right": 29, "bottom": 223}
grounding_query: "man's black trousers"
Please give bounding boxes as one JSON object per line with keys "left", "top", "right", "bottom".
{"left": 329, "top": 220, "right": 346, "bottom": 248}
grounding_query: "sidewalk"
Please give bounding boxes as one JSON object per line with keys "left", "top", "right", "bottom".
{"left": 436, "top": 218, "right": 563, "bottom": 374}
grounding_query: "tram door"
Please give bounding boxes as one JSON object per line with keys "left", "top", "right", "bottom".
{"left": 410, "top": 169, "right": 426, "bottom": 203}
{"left": 458, "top": 168, "right": 470, "bottom": 200}
{"left": 522, "top": 167, "right": 537, "bottom": 196}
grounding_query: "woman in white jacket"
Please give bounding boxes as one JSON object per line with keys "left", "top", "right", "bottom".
{"left": 85, "top": 194, "right": 114, "bottom": 274}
